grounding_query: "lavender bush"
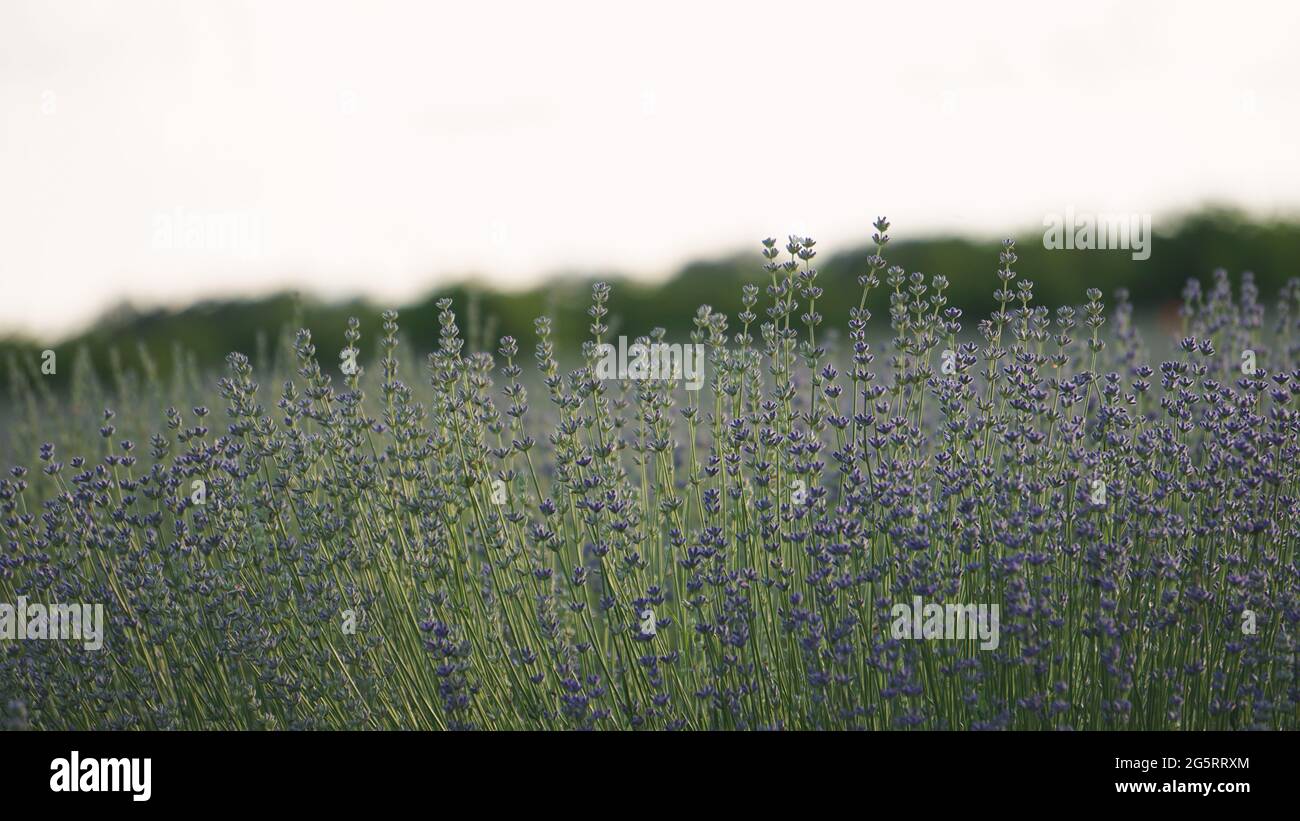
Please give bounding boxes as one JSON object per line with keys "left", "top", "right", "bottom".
{"left": 2, "top": 220, "right": 1298, "bottom": 730}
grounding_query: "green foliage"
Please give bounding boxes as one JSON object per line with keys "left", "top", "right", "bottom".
{"left": 4, "top": 206, "right": 1299, "bottom": 392}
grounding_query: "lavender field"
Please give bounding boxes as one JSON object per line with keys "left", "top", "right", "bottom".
{"left": 2, "top": 222, "right": 1298, "bottom": 730}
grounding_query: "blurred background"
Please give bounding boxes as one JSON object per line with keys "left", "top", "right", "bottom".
{"left": 2, "top": 0, "right": 1299, "bottom": 381}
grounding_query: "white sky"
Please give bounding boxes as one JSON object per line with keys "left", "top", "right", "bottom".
{"left": 2, "top": 0, "right": 1299, "bottom": 339}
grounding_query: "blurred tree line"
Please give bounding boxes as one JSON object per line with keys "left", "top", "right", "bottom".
{"left": 5, "top": 205, "right": 1299, "bottom": 393}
